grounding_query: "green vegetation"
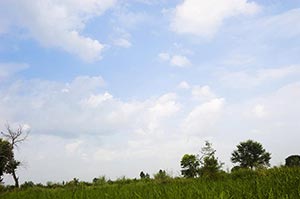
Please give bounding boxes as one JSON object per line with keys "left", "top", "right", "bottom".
{"left": 285, "top": 155, "right": 300, "bottom": 167}
{"left": 180, "top": 141, "right": 223, "bottom": 178}
{"left": 1, "top": 134, "right": 300, "bottom": 198}
{"left": 0, "top": 124, "right": 28, "bottom": 187}
{"left": 231, "top": 140, "right": 271, "bottom": 170}
{"left": 1, "top": 167, "right": 300, "bottom": 199}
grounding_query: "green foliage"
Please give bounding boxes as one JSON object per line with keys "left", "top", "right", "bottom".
{"left": 153, "top": 169, "right": 172, "bottom": 182}
{"left": 5, "top": 159, "right": 21, "bottom": 174}
{"left": 0, "top": 139, "right": 12, "bottom": 181}
{"left": 92, "top": 176, "right": 107, "bottom": 186}
{"left": 285, "top": 155, "right": 300, "bottom": 167}
{"left": 1, "top": 167, "right": 300, "bottom": 199}
{"left": 180, "top": 154, "right": 199, "bottom": 178}
{"left": 140, "top": 171, "right": 150, "bottom": 181}
{"left": 199, "top": 141, "right": 223, "bottom": 178}
{"left": 199, "top": 156, "right": 221, "bottom": 177}
{"left": 114, "top": 176, "right": 136, "bottom": 185}
{"left": 1, "top": 123, "right": 28, "bottom": 187}
{"left": 231, "top": 140, "right": 271, "bottom": 169}
{"left": 20, "top": 181, "right": 35, "bottom": 189}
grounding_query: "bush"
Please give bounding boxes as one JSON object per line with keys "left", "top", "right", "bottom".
{"left": 93, "top": 176, "right": 107, "bottom": 186}
{"left": 153, "top": 169, "right": 172, "bottom": 183}
{"left": 20, "top": 181, "right": 35, "bottom": 189}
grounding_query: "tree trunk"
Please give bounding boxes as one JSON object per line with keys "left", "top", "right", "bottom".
{"left": 12, "top": 170, "right": 19, "bottom": 188}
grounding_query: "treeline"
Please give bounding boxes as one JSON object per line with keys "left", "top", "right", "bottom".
{"left": 2, "top": 167, "right": 300, "bottom": 199}
{"left": 1, "top": 123, "right": 300, "bottom": 190}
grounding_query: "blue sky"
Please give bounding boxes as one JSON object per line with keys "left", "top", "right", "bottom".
{"left": 1, "top": 0, "right": 300, "bottom": 184}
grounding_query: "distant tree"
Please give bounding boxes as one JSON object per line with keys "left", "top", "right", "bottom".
{"left": 139, "top": 171, "right": 150, "bottom": 180}
{"left": 180, "top": 154, "right": 199, "bottom": 178}
{"left": 20, "top": 181, "right": 35, "bottom": 189}
{"left": 285, "top": 155, "right": 300, "bottom": 167}
{"left": 145, "top": 173, "right": 150, "bottom": 179}
{"left": 0, "top": 138, "right": 13, "bottom": 182}
{"left": 231, "top": 140, "right": 271, "bottom": 170}
{"left": 140, "top": 171, "right": 145, "bottom": 179}
{"left": 93, "top": 176, "right": 107, "bottom": 185}
{"left": 1, "top": 123, "right": 29, "bottom": 187}
{"left": 154, "top": 169, "right": 171, "bottom": 181}
{"left": 198, "top": 141, "right": 223, "bottom": 177}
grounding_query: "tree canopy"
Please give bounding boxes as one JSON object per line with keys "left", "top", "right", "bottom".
{"left": 180, "top": 154, "right": 199, "bottom": 178}
{"left": 285, "top": 155, "right": 300, "bottom": 167}
{"left": 0, "top": 138, "right": 13, "bottom": 182}
{"left": 1, "top": 123, "right": 28, "bottom": 187}
{"left": 198, "top": 141, "right": 223, "bottom": 177}
{"left": 231, "top": 140, "right": 271, "bottom": 170}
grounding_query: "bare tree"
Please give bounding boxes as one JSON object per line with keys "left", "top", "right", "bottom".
{"left": 1, "top": 123, "right": 29, "bottom": 188}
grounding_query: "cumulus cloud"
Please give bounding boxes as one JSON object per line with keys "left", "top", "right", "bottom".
{"left": 159, "top": 52, "right": 191, "bottom": 67}
{"left": 0, "top": 0, "right": 116, "bottom": 62}
{"left": 170, "top": 0, "right": 260, "bottom": 37}
{"left": 192, "top": 85, "right": 216, "bottom": 100}
{"left": 220, "top": 65, "right": 300, "bottom": 88}
{"left": 182, "top": 98, "right": 225, "bottom": 135}
{"left": 2, "top": 76, "right": 300, "bottom": 184}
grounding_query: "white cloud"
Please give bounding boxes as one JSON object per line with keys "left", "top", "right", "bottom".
{"left": 220, "top": 65, "right": 300, "bottom": 88}
{"left": 113, "top": 38, "right": 132, "bottom": 48}
{"left": 182, "top": 98, "right": 225, "bottom": 135}
{"left": 170, "top": 55, "right": 191, "bottom": 67}
{"left": 252, "top": 104, "right": 267, "bottom": 119}
{"left": 159, "top": 52, "right": 171, "bottom": 61}
{"left": 149, "top": 93, "right": 180, "bottom": 118}
{"left": 81, "top": 92, "right": 113, "bottom": 108}
{"left": 178, "top": 81, "right": 190, "bottom": 89}
{"left": 192, "top": 85, "right": 216, "bottom": 100}
{"left": 65, "top": 140, "right": 84, "bottom": 154}
{"left": 170, "top": 0, "right": 260, "bottom": 37}
{"left": 2, "top": 77, "right": 300, "bottom": 184}
{"left": 0, "top": 0, "right": 116, "bottom": 62}
{"left": 252, "top": 8, "right": 300, "bottom": 40}
{"left": 159, "top": 52, "right": 191, "bottom": 67}
{"left": 0, "top": 62, "right": 29, "bottom": 81}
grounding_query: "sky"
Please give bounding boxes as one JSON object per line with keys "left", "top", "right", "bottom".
{"left": 0, "top": 0, "right": 300, "bottom": 184}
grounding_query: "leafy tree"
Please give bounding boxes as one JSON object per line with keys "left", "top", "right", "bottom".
{"left": 198, "top": 141, "right": 223, "bottom": 177}
{"left": 140, "top": 171, "right": 150, "bottom": 180}
{"left": 1, "top": 123, "right": 29, "bottom": 187}
{"left": 0, "top": 138, "right": 13, "bottom": 182}
{"left": 140, "top": 171, "right": 145, "bottom": 179}
{"left": 231, "top": 140, "right": 271, "bottom": 170}
{"left": 285, "top": 155, "right": 300, "bottom": 167}
{"left": 180, "top": 154, "right": 199, "bottom": 178}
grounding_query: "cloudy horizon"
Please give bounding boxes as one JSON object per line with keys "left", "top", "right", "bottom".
{"left": 1, "top": 0, "right": 300, "bottom": 184}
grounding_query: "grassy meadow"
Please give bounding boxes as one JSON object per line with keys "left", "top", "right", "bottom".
{"left": 1, "top": 167, "right": 300, "bottom": 199}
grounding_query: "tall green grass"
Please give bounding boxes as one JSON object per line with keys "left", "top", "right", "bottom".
{"left": 1, "top": 167, "right": 300, "bottom": 199}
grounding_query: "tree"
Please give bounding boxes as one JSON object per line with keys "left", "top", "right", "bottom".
{"left": 231, "top": 140, "right": 271, "bottom": 170}
{"left": 139, "top": 171, "right": 150, "bottom": 180}
{"left": 140, "top": 171, "right": 145, "bottom": 179}
{"left": 1, "top": 123, "right": 29, "bottom": 187}
{"left": 154, "top": 169, "right": 171, "bottom": 182}
{"left": 180, "top": 154, "right": 199, "bottom": 178}
{"left": 198, "top": 141, "right": 223, "bottom": 177}
{"left": 0, "top": 138, "right": 13, "bottom": 182}
{"left": 285, "top": 155, "right": 300, "bottom": 167}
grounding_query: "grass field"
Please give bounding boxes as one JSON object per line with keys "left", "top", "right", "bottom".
{"left": 1, "top": 167, "right": 300, "bottom": 199}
